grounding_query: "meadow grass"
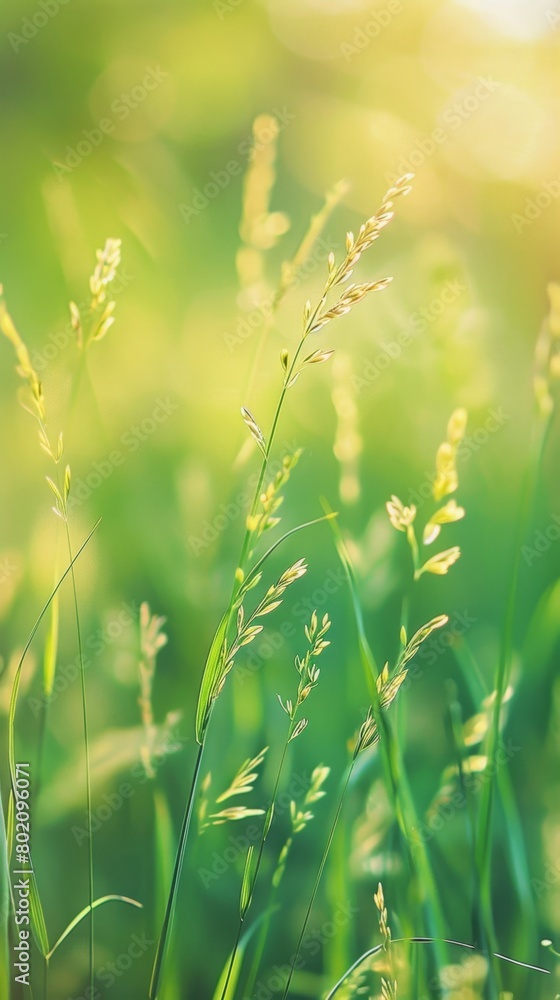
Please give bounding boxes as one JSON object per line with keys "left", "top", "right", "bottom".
{"left": 0, "top": 118, "right": 558, "bottom": 1000}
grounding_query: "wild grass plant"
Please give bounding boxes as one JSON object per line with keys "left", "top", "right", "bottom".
{"left": 0, "top": 113, "right": 559, "bottom": 1000}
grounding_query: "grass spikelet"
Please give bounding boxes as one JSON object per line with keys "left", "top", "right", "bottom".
{"left": 387, "top": 410, "right": 467, "bottom": 580}
{"left": 374, "top": 883, "right": 392, "bottom": 951}
{"left": 216, "top": 747, "right": 268, "bottom": 803}
{"left": 237, "top": 113, "right": 289, "bottom": 297}
{"left": 208, "top": 806, "right": 266, "bottom": 825}
{"left": 241, "top": 406, "right": 268, "bottom": 457}
{"left": 381, "top": 979, "right": 398, "bottom": 999}
{"left": 245, "top": 448, "right": 302, "bottom": 540}
{"left": 138, "top": 603, "right": 168, "bottom": 779}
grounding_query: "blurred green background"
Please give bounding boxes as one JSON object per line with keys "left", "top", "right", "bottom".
{"left": 1, "top": 0, "right": 560, "bottom": 997}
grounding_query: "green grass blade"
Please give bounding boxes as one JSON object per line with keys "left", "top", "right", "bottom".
{"left": 64, "top": 519, "right": 95, "bottom": 1000}
{"left": 195, "top": 611, "right": 229, "bottom": 745}
{"left": 46, "top": 895, "right": 142, "bottom": 960}
{"left": 153, "top": 790, "right": 180, "bottom": 1000}
{"left": 6, "top": 794, "right": 50, "bottom": 960}
{"left": 6, "top": 793, "right": 14, "bottom": 862}
{"left": 42, "top": 588, "right": 59, "bottom": 700}
{"left": 211, "top": 911, "right": 271, "bottom": 1000}
{"left": 239, "top": 845, "right": 254, "bottom": 919}
{"left": 28, "top": 875, "right": 49, "bottom": 958}
{"left": 149, "top": 742, "right": 205, "bottom": 1000}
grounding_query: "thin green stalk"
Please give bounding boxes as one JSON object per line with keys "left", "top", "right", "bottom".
{"left": 36, "top": 551, "right": 60, "bottom": 799}
{"left": 149, "top": 742, "right": 204, "bottom": 1000}
{"left": 220, "top": 920, "right": 244, "bottom": 1000}
{"left": 281, "top": 765, "right": 353, "bottom": 1000}
{"left": 152, "top": 790, "right": 180, "bottom": 1000}
{"left": 242, "top": 893, "right": 276, "bottom": 999}
{"left": 63, "top": 520, "right": 94, "bottom": 1000}
{"left": 219, "top": 724, "right": 294, "bottom": 1000}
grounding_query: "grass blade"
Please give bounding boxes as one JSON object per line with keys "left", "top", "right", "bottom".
{"left": 149, "top": 742, "right": 205, "bottom": 1000}
{"left": 211, "top": 910, "right": 271, "bottom": 1000}
{"left": 46, "top": 895, "right": 142, "bottom": 960}
{"left": 28, "top": 876, "right": 49, "bottom": 958}
{"left": 195, "top": 611, "right": 229, "bottom": 746}
{"left": 63, "top": 519, "right": 95, "bottom": 1000}
{"left": 153, "top": 790, "right": 180, "bottom": 1000}
{"left": 42, "top": 587, "right": 59, "bottom": 700}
